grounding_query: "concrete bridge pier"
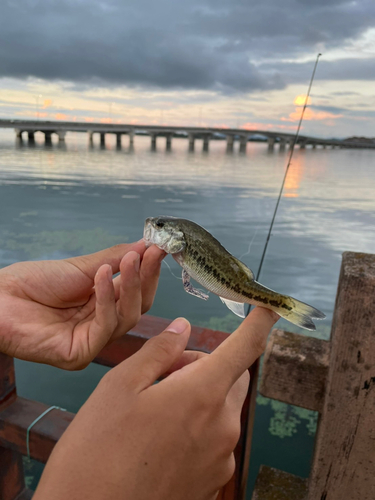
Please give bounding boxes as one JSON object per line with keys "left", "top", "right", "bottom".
{"left": 100, "top": 133, "right": 106, "bottom": 148}
{"left": 166, "top": 133, "right": 172, "bottom": 151}
{"left": 188, "top": 133, "right": 195, "bottom": 152}
{"left": 226, "top": 135, "right": 234, "bottom": 153}
{"left": 299, "top": 141, "right": 306, "bottom": 149}
{"left": 116, "top": 133, "right": 122, "bottom": 149}
{"left": 88, "top": 131, "right": 94, "bottom": 147}
{"left": 267, "top": 137, "right": 275, "bottom": 152}
{"left": 239, "top": 135, "right": 248, "bottom": 153}
{"left": 202, "top": 134, "right": 210, "bottom": 152}
{"left": 28, "top": 131, "right": 35, "bottom": 144}
{"left": 44, "top": 132, "right": 52, "bottom": 145}
{"left": 312, "top": 143, "right": 316, "bottom": 149}
{"left": 14, "top": 129, "right": 24, "bottom": 147}
{"left": 57, "top": 131, "right": 66, "bottom": 142}
{"left": 279, "top": 138, "right": 287, "bottom": 152}
{"left": 128, "top": 131, "right": 134, "bottom": 148}
{"left": 151, "top": 133, "right": 157, "bottom": 151}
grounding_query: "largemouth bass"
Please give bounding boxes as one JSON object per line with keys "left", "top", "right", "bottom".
{"left": 143, "top": 216, "right": 325, "bottom": 331}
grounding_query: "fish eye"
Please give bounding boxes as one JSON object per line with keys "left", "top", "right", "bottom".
{"left": 155, "top": 220, "right": 165, "bottom": 228}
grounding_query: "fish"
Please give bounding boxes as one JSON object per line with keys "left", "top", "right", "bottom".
{"left": 143, "top": 216, "right": 325, "bottom": 331}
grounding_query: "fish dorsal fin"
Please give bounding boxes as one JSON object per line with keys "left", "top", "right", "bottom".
{"left": 219, "top": 297, "right": 246, "bottom": 318}
{"left": 232, "top": 257, "right": 255, "bottom": 281}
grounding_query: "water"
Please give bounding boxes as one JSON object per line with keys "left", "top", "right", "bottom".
{"left": 1, "top": 129, "right": 374, "bottom": 496}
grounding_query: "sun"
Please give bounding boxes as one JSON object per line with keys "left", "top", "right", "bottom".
{"left": 294, "top": 95, "right": 312, "bottom": 106}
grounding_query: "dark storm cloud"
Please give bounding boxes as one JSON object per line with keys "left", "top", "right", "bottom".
{"left": 0, "top": 0, "right": 374, "bottom": 92}
{"left": 259, "top": 58, "right": 375, "bottom": 85}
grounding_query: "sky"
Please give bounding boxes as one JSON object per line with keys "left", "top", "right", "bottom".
{"left": 1, "top": 0, "right": 375, "bottom": 138}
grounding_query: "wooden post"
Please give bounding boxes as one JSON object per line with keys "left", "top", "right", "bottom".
{"left": 260, "top": 330, "right": 330, "bottom": 412}
{"left": 0, "top": 354, "right": 27, "bottom": 500}
{"left": 308, "top": 252, "right": 375, "bottom": 500}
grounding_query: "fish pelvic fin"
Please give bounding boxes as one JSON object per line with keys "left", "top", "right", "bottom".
{"left": 219, "top": 297, "right": 246, "bottom": 318}
{"left": 276, "top": 297, "right": 326, "bottom": 331}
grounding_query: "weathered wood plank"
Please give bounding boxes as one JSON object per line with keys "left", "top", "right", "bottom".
{"left": 94, "top": 314, "right": 230, "bottom": 367}
{"left": 308, "top": 252, "right": 375, "bottom": 500}
{"left": 0, "top": 353, "right": 17, "bottom": 407}
{"left": 0, "top": 397, "right": 74, "bottom": 463}
{"left": 260, "top": 329, "right": 330, "bottom": 412}
{"left": 251, "top": 465, "right": 308, "bottom": 500}
{"left": 0, "top": 447, "right": 27, "bottom": 500}
{"left": 0, "top": 354, "right": 27, "bottom": 500}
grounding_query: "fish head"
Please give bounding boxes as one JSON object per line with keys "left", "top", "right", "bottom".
{"left": 143, "top": 216, "right": 186, "bottom": 254}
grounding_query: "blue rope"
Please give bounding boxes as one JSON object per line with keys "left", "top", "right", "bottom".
{"left": 26, "top": 405, "right": 66, "bottom": 459}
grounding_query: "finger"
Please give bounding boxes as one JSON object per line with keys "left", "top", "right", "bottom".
{"left": 87, "top": 264, "right": 118, "bottom": 356}
{"left": 112, "top": 246, "right": 165, "bottom": 303}
{"left": 113, "top": 245, "right": 167, "bottom": 302}
{"left": 140, "top": 245, "right": 166, "bottom": 313}
{"left": 123, "top": 317, "right": 191, "bottom": 392}
{"left": 202, "top": 307, "right": 279, "bottom": 394}
{"left": 226, "top": 370, "right": 250, "bottom": 412}
{"left": 66, "top": 240, "right": 146, "bottom": 282}
{"left": 112, "top": 251, "right": 142, "bottom": 339}
{"left": 165, "top": 350, "right": 207, "bottom": 375}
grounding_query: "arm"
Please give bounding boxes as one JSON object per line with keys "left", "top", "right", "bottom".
{"left": 0, "top": 240, "right": 165, "bottom": 369}
{"left": 33, "top": 308, "right": 279, "bottom": 500}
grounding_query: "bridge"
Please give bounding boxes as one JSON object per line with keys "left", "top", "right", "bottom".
{"left": 0, "top": 118, "right": 374, "bottom": 152}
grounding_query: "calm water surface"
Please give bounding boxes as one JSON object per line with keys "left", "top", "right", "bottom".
{"left": 1, "top": 129, "right": 374, "bottom": 496}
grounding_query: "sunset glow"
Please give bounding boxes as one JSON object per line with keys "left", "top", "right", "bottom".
{"left": 294, "top": 95, "right": 311, "bottom": 106}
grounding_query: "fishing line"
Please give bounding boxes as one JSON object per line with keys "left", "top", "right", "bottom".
{"left": 246, "top": 53, "right": 322, "bottom": 316}
{"left": 162, "top": 258, "right": 210, "bottom": 296}
{"left": 239, "top": 225, "right": 260, "bottom": 261}
{"left": 162, "top": 259, "right": 183, "bottom": 280}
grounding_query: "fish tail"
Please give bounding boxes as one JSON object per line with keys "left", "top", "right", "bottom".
{"left": 275, "top": 296, "right": 326, "bottom": 331}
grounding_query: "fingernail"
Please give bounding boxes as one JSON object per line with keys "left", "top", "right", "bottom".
{"left": 167, "top": 317, "right": 189, "bottom": 334}
{"left": 107, "top": 265, "right": 113, "bottom": 282}
{"left": 134, "top": 253, "right": 140, "bottom": 273}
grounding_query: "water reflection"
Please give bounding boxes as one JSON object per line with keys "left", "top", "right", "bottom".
{"left": 284, "top": 155, "right": 305, "bottom": 198}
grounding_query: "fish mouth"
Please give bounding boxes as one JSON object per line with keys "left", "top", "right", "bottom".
{"left": 143, "top": 219, "right": 153, "bottom": 247}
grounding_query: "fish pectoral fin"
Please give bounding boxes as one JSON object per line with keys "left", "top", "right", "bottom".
{"left": 233, "top": 257, "right": 255, "bottom": 281}
{"left": 219, "top": 297, "right": 246, "bottom": 318}
{"left": 182, "top": 269, "right": 209, "bottom": 301}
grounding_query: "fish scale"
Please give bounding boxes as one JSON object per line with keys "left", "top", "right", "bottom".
{"left": 144, "top": 216, "right": 325, "bottom": 331}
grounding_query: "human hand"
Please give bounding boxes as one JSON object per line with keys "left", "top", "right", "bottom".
{"left": 0, "top": 240, "right": 165, "bottom": 369}
{"left": 34, "top": 307, "right": 279, "bottom": 500}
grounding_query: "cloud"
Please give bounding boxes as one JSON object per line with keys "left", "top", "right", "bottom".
{"left": 0, "top": 0, "right": 374, "bottom": 93}
{"left": 259, "top": 57, "right": 375, "bottom": 85}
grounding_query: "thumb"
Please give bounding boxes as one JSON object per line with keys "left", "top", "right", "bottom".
{"left": 127, "top": 317, "right": 191, "bottom": 392}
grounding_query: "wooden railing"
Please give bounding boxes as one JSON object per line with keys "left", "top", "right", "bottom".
{"left": 1, "top": 251, "right": 374, "bottom": 499}
{"left": 252, "top": 251, "right": 375, "bottom": 500}
{"left": 0, "top": 315, "right": 255, "bottom": 499}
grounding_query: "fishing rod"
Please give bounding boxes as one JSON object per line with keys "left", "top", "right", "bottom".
{"left": 246, "top": 53, "right": 322, "bottom": 316}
